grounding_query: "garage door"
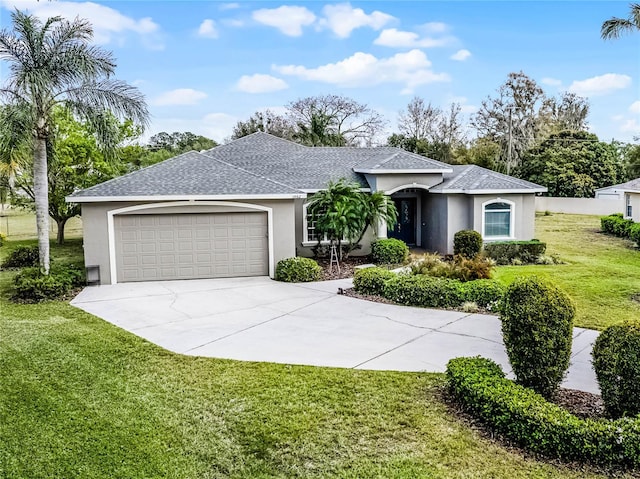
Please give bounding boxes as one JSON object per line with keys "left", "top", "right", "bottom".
{"left": 114, "top": 212, "right": 268, "bottom": 282}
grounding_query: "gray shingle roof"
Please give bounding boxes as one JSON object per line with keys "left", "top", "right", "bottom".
{"left": 596, "top": 178, "right": 640, "bottom": 192}
{"left": 69, "top": 132, "right": 546, "bottom": 200}
{"left": 429, "top": 165, "right": 547, "bottom": 193}
{"left": 71, "top": 149, "right": 302, "bottom": 198}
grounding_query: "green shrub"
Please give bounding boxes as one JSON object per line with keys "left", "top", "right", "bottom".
{"left": 601, "top": 213, "right": 635, "bottom": 239}
{"left": 484, "top": 240, "right": 546, "bottom": 265}
{"left": 382, "top": 275, "right": 464, "bottom": 309}
{"left": 275, "top": 257, "right": 322, "bottom": 282}
{"left": 371, "top": 238, "right": 408, "bottom": 265}
{"left": 353, "top": 267, "right": 396, "bottom": 295}
{"left": 592, "top": 321, "right": 640, "bottom": 418}
{"left": 629, "top": 223, "right": 640, "bottom": 247}
{"left": 410, "top": 253, "right": 493, "bottom": 281}
{"left": 453, "top": 230, "right": 483, "bottom": 259}
{"left": 13, "top": 264, "right": 85, "bottom": 302}
{"left": 500, "top": 276, "right": 575, "bottom": 398}
{"left": 1, "top": 244, "right": 39, "bottom": 269}
{"left": 446, "top": 356, "right": 640, "bottom": 466}
{"left": 460, "top": 279, "right": 506, "bottom": 310}
{"left": 0, "top": 232, "right": 5, "bottom": 247}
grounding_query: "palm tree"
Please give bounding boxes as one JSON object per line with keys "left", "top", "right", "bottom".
{"left": 601, "top": 3, "right": 640, "bottom": 39}
{"left": 0, "top": 11, "right": 148, "bottom": 273}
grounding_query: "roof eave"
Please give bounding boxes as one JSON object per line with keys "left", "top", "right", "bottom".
{"left": 429, "top": 188, "right": 548, "bottom": 195}
{"left": 353, "top": 168, "right": 453, "bottom": 174}
{"left": 66, "top": 193, "right": 307, "bottom": 203}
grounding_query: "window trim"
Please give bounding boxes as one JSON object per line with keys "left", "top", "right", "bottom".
{"left": 481, "top": 198, "right": 515, "bottom": 241}
{"left": 625, "top": 193, "right": 633, "bottom": 219}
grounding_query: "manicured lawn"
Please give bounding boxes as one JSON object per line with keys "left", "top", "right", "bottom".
{"left": 494, "top": 213, "right": 640, "bottom": 331}
{"left": 0, "top": 240, "right": 622, "bottom": 478}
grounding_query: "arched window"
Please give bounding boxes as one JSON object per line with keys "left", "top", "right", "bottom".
{"left": 482, "top": 200, "right": 514, "bottom": 239}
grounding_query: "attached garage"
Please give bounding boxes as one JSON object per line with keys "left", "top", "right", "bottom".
{"left": 114, "top": 212, "right": 268, "bottom": 282}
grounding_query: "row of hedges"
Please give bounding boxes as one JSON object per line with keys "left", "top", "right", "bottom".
{"left": 446, "top": 356, "right": 640, "bottom": 466}
{"left": 13, "top": 263, "right": 85, "bottom": 302}
{"left": 354, "top": 267, "right": 505, "bottom": 310}
{"left": 601, "top": 213, "right": 640, "bottom": 246}
{"left": 483, "top": 240, "right": 546, "bottom": 265}
{"left": 410, "top": 253, "right": 493, "bottom": 281}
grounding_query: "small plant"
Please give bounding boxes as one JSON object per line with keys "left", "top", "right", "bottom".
{"left": 13, "top": 263, "right": 85, "bottom": 302}
{"left": 275, "top": 257, "right": 322, "bottom": 283}
{"left": 0, "top": 232, "right": 6, "bottom": 247}
{"left": 371, "top": 238, "right": 408, "bottom": 265}
{"left": 592, "top": 321, "right": 640, "bottom": 418}
{"left": 460, "top": 279, "right": 506, "bottom": 309}
{"left": 461, "top": 301, "right": 479, "bottom": 313}
{"left": 410, "top": 253, "right": 493, "bottom": 281}
{"left": 353, "top": 267, "right": 395, "bottom": 295}
{"left": 1, "top": 244, "right": 40, "bottom": 269}
{"left": 500, "top": 276, "right": 575, "bottom": 398}
{"left": 453, "top": 230, "right": 483, "bottom": 259}
{"left": 544, "top": 210, "right": 552, "bottom": 216}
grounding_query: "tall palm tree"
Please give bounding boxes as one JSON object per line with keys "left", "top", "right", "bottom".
{"left": 601, "top": 3, "right": 640, "bottom": 39}
{"left": 0, "top": 11, "right": 148, "bottom": 273}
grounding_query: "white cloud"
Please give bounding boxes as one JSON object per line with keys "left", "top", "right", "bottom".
{"left": 152, "top": 88, "right": 208, "bottom": 106}
{"left": 620, "top": 118, "right": 640, "bottom": 133}
{"left": 274, "top": 49, "right": 449, "bottom": 93}
{"left": 450, "top": 49, "right": 471, "bottom": 61}
{"left": 236, "top": 74, "right": 289, "bottom": 93}
{"left": 421, "top": 22, "right": 448, "bottom": 34}
{"left": 541, "top": 77, "right": 563, "bottom": 87}
{"left": 568, "top": 73, "right": 632, "bottom": 96}
{"left": 629, "top": 101, "right": 640, "bottom": 114}
{"left": 0, "top": 0, "right": 163, "bottom": 49}
{"left": 373, "top": 28, "right": 453, "bottom": 48}
{"left": 223, "top": 19, "right": 245, "bottom": 27}
{"left": 318, "top": 3, "right": 395, "bottom": 38}
{"left": 252, "top": 6, "right": 316, "bottom": 37}
{"left": 201, "top": 113, "right": 239, "bottom": 141}
{"left": 219, "top": 3, "right": 240, "bottom": 10}
{"left": 197, "top": 19, "right": 218, "bottom": 39}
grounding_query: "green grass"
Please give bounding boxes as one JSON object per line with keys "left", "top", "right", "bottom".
{"left": 0, "top": 207, "right": 82, "bottom": 240}
{"left": 0, "top": 240, "right": 626, "bottom": 478}
{"left": 494, "top": 213, "right": 640, "bottom": 330}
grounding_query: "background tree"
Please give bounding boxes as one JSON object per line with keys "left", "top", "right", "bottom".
{"left": 230, "top": 109, "right": 295, "bottom": 140}
{"left": 397, "top": 97, "right": 441, "bottom": 143}
{"left": 294, "top": 112, "right": 346, "bottom": 146}
{"left": 471, "top": 71, "right": 547, "bottom": 173}
{"left": 601, "top": 3, "right": 640, "bottom": 39}
{"left": 0, "top": 11, "right": 148, "bottom": 273}
{"left": 11, "top": 107, "right": 129, "bottom": 244}
{"left": 518, "top": 131, "right": 624, "bottom": 197}
{"left": 147, "top": 131, "right": 216, "bottom": 153}
{"left": 538, "top": 92, "right": 590, "bottom": 134}
{"left": 288, "top": 94, "right": 385, "bottom": 146}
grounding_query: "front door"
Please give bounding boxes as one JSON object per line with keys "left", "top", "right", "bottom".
{"left": 390, "top": 198, "right": 416, "bottom": 245}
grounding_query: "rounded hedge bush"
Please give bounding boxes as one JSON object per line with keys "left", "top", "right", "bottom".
{"left": 275, "top": 257, "right": 322, "bottom": 283}
{"left": 353, "top": 267, "right": 395, "bottom": 295}
{"left": 592, "top": 321, "right": 640, "bottom": 418}
{"left": 453, "top": 230, "right": 483, "bottom": 259}
{"left": 460, "top": 279, "right": 506, "bottom": 309}
{"left": 371, "top": 238, "right": 408, "bottom": 265}
{"left": 447, "top": 356, "right": 640, "bottom": 466}
{"left": 382, "top": 274, "right": 464, "bottom": 309}
{"left": 500, "top": 276, "right": 575, "bottom": 398}
{"left": 13, "top": 263, "right": 85, "bottom": 302}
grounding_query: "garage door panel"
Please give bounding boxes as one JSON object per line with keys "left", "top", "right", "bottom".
{"left": 115, "top": 212, "right": 268, "bottom": 282}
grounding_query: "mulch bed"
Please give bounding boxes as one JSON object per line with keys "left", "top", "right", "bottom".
{"left": 316, "top": 256, "right": 373, "bottom": 281}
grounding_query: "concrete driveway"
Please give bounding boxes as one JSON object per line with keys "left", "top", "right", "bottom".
{"left": 71, "top": 276, "right": 600, "bottom": 394}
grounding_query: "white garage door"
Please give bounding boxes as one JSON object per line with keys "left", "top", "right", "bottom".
{"left": 114, "top": 212, "right": 268, "bottom": 282}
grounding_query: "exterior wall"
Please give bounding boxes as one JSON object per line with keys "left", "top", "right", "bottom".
{"left": 628, "top": 193, "right": 640, "bottom": 222}
{"left": 367, "top": 173, "right": 443, "bottom": 193}
{"left": 535, "top": 196, "right": 624, "bottom": 216}
{"left": 446, "top": 195, "right": 473, "bottom": 252}
{"left": 80, "top": 199, "right": 296, "bottom": 284}
{"left": 472, "top": 194, "right": 536, "bottom": 243}
{"left": 421, "top": 194, "right": 449, "bottom": 254}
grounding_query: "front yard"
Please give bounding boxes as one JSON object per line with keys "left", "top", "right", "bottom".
{"left": 1, "top": 212, "right": 639, "bottom": 477}
{"left": 494, "top": 213, "right": 640, "bottom": 330}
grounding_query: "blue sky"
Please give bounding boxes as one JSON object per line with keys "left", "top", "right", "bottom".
{"left": 1, "top": 1, "right": 638, "bottom": 144}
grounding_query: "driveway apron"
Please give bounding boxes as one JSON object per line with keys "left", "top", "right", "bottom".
{"left": 71, "top": 277, "right": 600, "bottom": 394}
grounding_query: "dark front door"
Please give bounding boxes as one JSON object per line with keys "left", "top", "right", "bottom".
{"left": 390, "top": 198, "right": 416, "bottom": 245}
